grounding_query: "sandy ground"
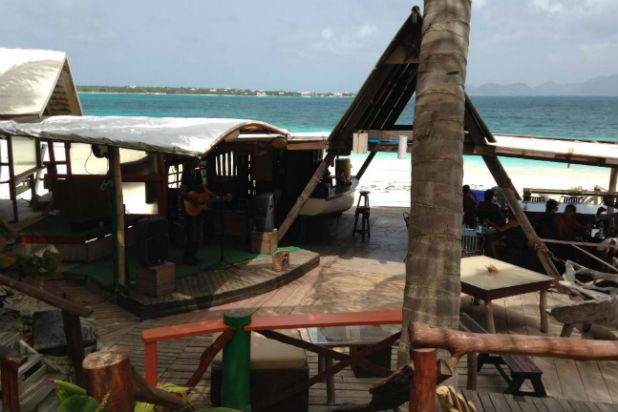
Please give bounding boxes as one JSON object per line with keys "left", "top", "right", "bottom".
{"left": 348, "top": 153, "right": 612, "bottom": 207}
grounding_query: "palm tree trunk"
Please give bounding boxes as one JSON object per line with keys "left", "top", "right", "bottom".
{"left": 399, "top": 0, "right": 472, "bottom": 362}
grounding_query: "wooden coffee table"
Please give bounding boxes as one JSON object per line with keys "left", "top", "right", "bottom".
{"left": 461, "top": 256, "right": 553, "bottom": 333}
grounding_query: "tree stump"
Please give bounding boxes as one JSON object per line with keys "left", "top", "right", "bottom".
{"left": 83, "top": 351, "right": 134, "bottom": 412}
{"left": 83, "top": 351, "right": 190, "bottom": 412}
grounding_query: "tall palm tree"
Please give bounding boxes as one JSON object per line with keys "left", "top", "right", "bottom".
{"left": 399, "top": 0, "right": 472, "bottom": 362}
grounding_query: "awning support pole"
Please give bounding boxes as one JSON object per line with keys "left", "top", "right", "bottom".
{"left": 277, "top": 151, "right": 335, "bottom": 241}
{"left": 355, "top": 151, "right": 377, "bottom": 181}
{"left": 609, "top": 168, "right": 618, "bottom": 193}
{"left": 109, "top": 147, "right": 126, "bottom": 289}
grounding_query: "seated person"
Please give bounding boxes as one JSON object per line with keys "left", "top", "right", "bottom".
{"left": 554, "top": 204, "right": 586, "bottom": 241}
{"left": 532, "top": 199, "right": 558, "bottom": 239}
{"left": 476, "top": 189, "right": 505, "bottom": 227}
{"left": 462, "top": 185, "right": 478, "bottom": 228}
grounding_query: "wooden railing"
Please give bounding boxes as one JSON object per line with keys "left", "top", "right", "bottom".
{"left": 0, "top": 273, "right": 93, "bottom": 412}
{"left": 141, "top": 309, "right": 618, "bottom": 412}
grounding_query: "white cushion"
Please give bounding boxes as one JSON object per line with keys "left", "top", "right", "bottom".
{"left": 213, "top": 331, "right": 307, "bottom": 370}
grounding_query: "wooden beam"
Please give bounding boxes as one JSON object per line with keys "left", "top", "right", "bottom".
{"left": 0, "top": 273, "right": 92, "bottom": 317}
{"left": 355, "top": 151, "right": 377, "bottom": 180}
{"left": 277, "top": 151, "right": 335, "bottom": 241}
{"left": 185, "top": 328, "right": 235, "bottom": 388}
{"left": 502, "top": 188, "right": 561, "bottom": 282}
{"left": 285, "top": 141, "right": 329, "bottom": 151}
{"left": 410, "top": 322, "right": 618, "bottom": 367}
{"left": 465, "top": 96, "right": 561, "bottom": 281}
{"left": 109, "top": 147, "right": 126, "bottom": 289}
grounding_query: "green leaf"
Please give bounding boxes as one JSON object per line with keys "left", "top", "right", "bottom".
{"left": 58, "top": 395, "right": 100, "bottom": 412}
{"left": 134, "top": 401, "right": 155, "bottom": 412}
{"left": 53, "top": 379, "right": 87, "bottom": 403}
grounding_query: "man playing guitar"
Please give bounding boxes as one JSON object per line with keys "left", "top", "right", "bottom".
{"left": 180, "top": 159, "right": 230, "bottom": 265}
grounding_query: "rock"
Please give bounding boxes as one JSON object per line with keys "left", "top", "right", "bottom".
{"left": 32, "top": 309, "right": 96, "bottom": 353}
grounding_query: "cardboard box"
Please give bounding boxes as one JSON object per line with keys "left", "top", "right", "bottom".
{"left": 136, "top": 261, "right": 176, "bottom": 297}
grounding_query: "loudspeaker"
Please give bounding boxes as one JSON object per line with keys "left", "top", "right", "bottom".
{"left": 254, "top": 192, "right": 275, "bottom": 232}
{"left": 136, "top": 216, "right": 169, "bottom": 267}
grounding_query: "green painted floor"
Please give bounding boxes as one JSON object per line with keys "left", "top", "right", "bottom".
{"left": 63, "top": 245, "right": 300, "bottom": 291}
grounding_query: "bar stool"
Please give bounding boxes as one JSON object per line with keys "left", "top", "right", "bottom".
{"left": 353, "top": 191, "right": 370, "bottom": 239}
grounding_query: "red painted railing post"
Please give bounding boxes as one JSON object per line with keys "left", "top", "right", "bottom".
{"left": 144, "top": 341, "right": 158, "bottom": 386}
{"left": 1, "top": 355, "right": 23, "bottom": 412}
{"left": 409, "top": 348, "right": 437, "bottom": 412}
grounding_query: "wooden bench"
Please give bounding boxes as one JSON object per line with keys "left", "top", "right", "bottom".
{"left": 460, "top": 312, "right": 546, "bottom": 397}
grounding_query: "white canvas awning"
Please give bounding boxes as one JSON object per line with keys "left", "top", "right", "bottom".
{"left": 0, "top": 115, "right": 294, "bottom": 157}
{"left": 0, "top": 48, "right": 82, "bottom": 118}
{"left": 487, "top": 135, "right": 618, "bottom": 166}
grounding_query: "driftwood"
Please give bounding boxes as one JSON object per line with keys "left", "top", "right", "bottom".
{"left": 83, "top": 351, "right": 191, "bottom": 412}
{"left": 410, "top": 322, "right": 618, "bottom": 367}
{"left": 550, "top": 297, "right": 618, "bottom": 337}
{"left": 437, "top": 386, "right": 477, "bottom": 412}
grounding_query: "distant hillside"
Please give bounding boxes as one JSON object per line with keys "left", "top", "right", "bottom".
{"left": 467, "top": 74, "right": 618, "bottom": 96}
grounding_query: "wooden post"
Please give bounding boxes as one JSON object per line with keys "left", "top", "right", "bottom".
{"left": 466, "top": 352, "right": 477, "bottom": 390}
{"left": 278, "top": 151, "right": 335, "bottom": 241}
{"left": 155, "top": 153, "right": 167, "bottom": 216}
{"left": 1, "top": 355, "right": 23, "bottom": 412}
{"left": 109, "top": 147, "right": 126, "bottom": 289}
{"left": 144, "top": 342, "right": 158, "bottom": 386}
{"left": 484, "top": 300, "right": 496, "bottom": 333}
{"left": 609, "top": 168, "right": 618, "bottom": 193}
{"left": 64, "top": 142, "right": 72, "bottom": 175}
{"left": 83, "top": 351, "right": 189, "bottom": 412}
{"left": 539, "top": 290, "right": 549, "bottom": 333}
{"left": 7, "top": 135, "right": 18, "bottom": 222}
{"left": 355, "top": 151, "right": 377, "bottom": 180}
{"left": 409, "top": 348, "right": 437, "bottom": 412}
{"left": 62, "top": 310, "right": 86, "bottom": 387}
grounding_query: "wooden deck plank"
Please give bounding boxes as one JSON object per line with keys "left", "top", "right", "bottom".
{"left": 575, "top": 359, "right": 614, "bottom": 404}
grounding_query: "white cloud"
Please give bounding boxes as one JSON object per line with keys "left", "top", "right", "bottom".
{"left": 579, "top": 42, "right": 618, "bottom": 64}
{"left": 357, "top": 24, "right": 378, "bottom": 39}
{"left": 531, "top": 0, "right": 564, "bottom": 14}
{"left": 313, "top": 23, "right": 381, "bottom": 56}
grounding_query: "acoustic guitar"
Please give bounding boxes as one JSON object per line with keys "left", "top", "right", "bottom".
{"left": 184, "top": 191, "right": 232, "bottom": 216}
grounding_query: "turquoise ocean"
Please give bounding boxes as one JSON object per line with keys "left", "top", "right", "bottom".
{"left": 80, "top": 94, "right": 618, "bottom": 171}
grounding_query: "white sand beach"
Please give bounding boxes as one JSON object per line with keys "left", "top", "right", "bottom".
{"left": 348, "top": 153, "right": 613, "bottom": 207}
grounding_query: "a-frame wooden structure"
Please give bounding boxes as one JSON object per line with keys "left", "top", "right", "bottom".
{"left": 0, "top": 48, "right": 82, "bottom": 222}
{"left": 277, "top": 7, "right": 560, "bottom": 281}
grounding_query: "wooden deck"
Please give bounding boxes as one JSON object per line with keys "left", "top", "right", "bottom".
{"left": 118, "top": 248, "right": 320, "bottom": 318}
{"left": 46, "top": 207, "right": 618, "bottom": 411}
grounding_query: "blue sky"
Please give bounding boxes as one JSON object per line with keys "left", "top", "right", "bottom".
{"left": 2, "top": 0, "right": 617, "bottom": 92}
